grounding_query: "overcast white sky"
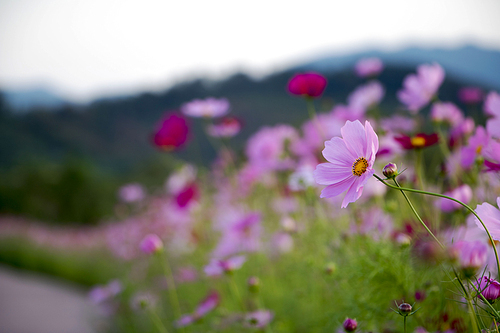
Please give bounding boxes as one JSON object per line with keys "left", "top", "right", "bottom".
{"left": 0, "top": 0, "right": 499, "bottom": 102}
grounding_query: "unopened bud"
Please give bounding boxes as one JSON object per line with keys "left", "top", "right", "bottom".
{"left": 325, "top": 262, "right": 337, "bottom": 275}
{"left": 139, "top": 234, "right": 163, "bottom": 255}
{"left": 248, "top": 276, "right": 260, "bottom": 293}
{"left": 343, "top": 318, "right": 357, "bottom": 332}
{"left": 398, "top": 302, "right": 412, "bottom": 315}
{"left": 383, "top": 163, "right": 398, "bottom": 179}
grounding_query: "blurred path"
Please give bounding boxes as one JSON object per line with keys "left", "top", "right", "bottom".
{"left": 0, "top": 265, "right": 98, "bottom": 333}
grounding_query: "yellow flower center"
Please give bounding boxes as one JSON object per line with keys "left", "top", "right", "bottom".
{"left": 476, "top": 145, "right": 483, "bottom": 154}
{"left": 352, "top": 157, "right": 368, "bottom": 176}
{"left": 410, "top": 136, "right": 426, "bottom": 148}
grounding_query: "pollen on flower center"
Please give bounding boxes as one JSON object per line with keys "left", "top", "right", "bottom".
{"left": 411, "top": 136, "right": 426, "bottom": 147}
{"left": 352, "top": 157, "right": 368, "bottom": 176}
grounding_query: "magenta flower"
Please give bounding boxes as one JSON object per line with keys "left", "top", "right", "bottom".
{"left": 314, "top": 120, "right": 379, "bottom": 208}
{"left": 458, "top": 87, "right": 483, "bottom": 104}
{"left": 355, "top": 57, "right": 383, "bottom": 77}
{"left": 139, "top": 234, "right": 163, "bottom": 254}
{"left": 397, "top": 63, "right": 445, "bottom": 113}
{"left": 475, "top": 197, "right": 500, "bottom": 241}
{"left": 181, "top": 97, "right": 230, "bottom": 118}
{"left": 476, "top": 276, "right": 500, "bottom": 302}
{"left": 153, "top": 113, "right": 190, "bottom": 151}
{"left": 287, "top": 72, "right": 327, "bottom": 98}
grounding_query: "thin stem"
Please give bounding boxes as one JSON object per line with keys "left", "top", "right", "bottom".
{"left": 228, "top": 274, "right": 245, "bottom": 311}
{"left": 374, "top": 174, "right": 500, "bottom": 278}
{"left": 158, "top": 251, "right": 183, "bottom": 323}
{"left": 306, "top": 97, "right": 317, "bottom": 120}
{"left": 149, "top": 308, "right": 170, "bottom": 333}
{"left": 404, "top": 315, "right": 407, "bottom": 333}
{"left": 469, "top": 278, "right": 500, "bottom": 319}
{"left": 392, "top": 178, "right": 444, "bottom": 249}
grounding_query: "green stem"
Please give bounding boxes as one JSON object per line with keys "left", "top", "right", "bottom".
{"left": 149, "top": 308, "right": 170, "bottom": 333}
{"left": 158, "top": 251, "right": 183, "bottom": 323}
{"left": 404, "top": 315, "right": 407, "bottom": 333}
{"left": 306, "top": 97, "right": 317, "bottom": 120}
{"left": 228, "top": 274, "right": 245, "bottom": 311}
{"left": 469, "top": 277, "right": 500, "bottom": 319}
{"left": 392, "top": 178, "right": 444, "bottom": 249}
{"left": 374, "top": 174, "right": 500, "bottom": 279}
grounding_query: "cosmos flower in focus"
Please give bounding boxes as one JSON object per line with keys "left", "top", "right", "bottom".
{"left": 476, "top": 276, "right": 500, "bottom": 303}
{"left": 397, "top": 63, "right": 445, "bottom": 113}
{"left": 181, "top": 97, "right": 230, "bottom": 118}
{"left": 355, "top": 57, "right": 383, "bottom": 77}
{"left": 394, "top": 133, "right": 439, "bottom": 150}
{"left": 314, "top": 120, "right": 379, "bottom": 208}
{"left": 287, "top": 72, "right": 327, "bottom": 98}
{"left": 153, "top": 113, "right": 190, "bottom": 151}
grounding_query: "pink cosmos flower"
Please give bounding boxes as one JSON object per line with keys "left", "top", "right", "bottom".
{"left": 212, "top": 212, "right": 262, "bottom": 258}
{"left": 176, "top": 291, "right": 220, "bottom": 327}
{"left": 476, "top": 276, "right": 500, "bottom": 302}
{"left": 460, "top": 126, "right": 489, "bottom": 169}
{"left": 458, "top": 87, "right": 483, "bottom": 104}
{"left": 484, "top": 91, "right": 500, "bottom": 117}
{"left": 347, "top": 81, "right": 385, "bottom": 111}
{"left": 430, "top": 102, "right": 464, "bottom": 126}
{"left": 204, "top": 255, "right": 247, "bottom": 276}
{"left": 287, "top": 72, "right": 327, "bottom": 98}
{"left": 245, "top": 310, "right": 274, "bottom": 328}
{"left": 118, "top": 183, "right": 146, "bottom": 203}
{"left": 139, "top": 234, "right": 163, "bottom": 254}
{"left": 397, "top": 63, "right": 445, "bottom": 113}
{"left": 330, "top": 104, "right": 365, "bottom": 122}
{"left": 483, "top": 140, "right": 500, "bottom": 169}
{"left": 313, "top": 120, "right": 379, "bottom": 208}
{"left": 181, "top": 97, "right": 230, "bottom": 118}
{"left": 355, "top": 58, "right": 383, "bottom": 77}
{"left": 438, "top": 184, "right": 473, "bottom": 213}
{"left": 475, "top": 197, "right": 500, "bottom": 240}
{"left": 206, "top": 117, "right": 241, "bottom": 138}
{"left": 450, "top": 240, "right": 487, "bottom": 273}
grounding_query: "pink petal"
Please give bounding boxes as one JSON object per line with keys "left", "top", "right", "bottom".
{"left": 341, "top": 120, "right": 367, "bottom": 157}
{"left": 320, "top": 177, "right": 355, "bottom": 199}
{"left": 364, "top": 120, "right": 379, "bottom": 160}
{"left": 322, "top": 137, "right": 356, "bottom": 166}
{"left": 341, "top": 178, "right": 364, "bottom": 208}
{"left": 314, "top": 163, "right": 353, "bottom": 185}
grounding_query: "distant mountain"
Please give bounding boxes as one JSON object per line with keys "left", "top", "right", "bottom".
{"left": 295, "top": 45, "right": 500, "bottom": 90}
{"left": 2, "top": 87, "right": 71, "bottom": 111}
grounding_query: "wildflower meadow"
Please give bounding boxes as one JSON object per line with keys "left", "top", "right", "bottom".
{"left": 4, "top": 59, "right": 500, "bottom": 333}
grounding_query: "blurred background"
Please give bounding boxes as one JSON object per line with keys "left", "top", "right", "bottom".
{"left": 0, "top": 0, "right": 499, "bottom": 331}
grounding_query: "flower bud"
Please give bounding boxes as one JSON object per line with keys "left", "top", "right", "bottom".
{"left": 325, "top": 262, "right": 337, "bottom": 275}
{"left": 382, "top": 163, "right": 398, "bottom": 179}
{"left": 398, "top": 302, "right": 412, "bottom": 315}
{"left": 343, "top": 318, "right": 357, "bottom": 332}
{"left": 248, "top": 276, "right": 260, "bottom": 293}
{"left": 140, "top": 234, "right": 164, "bottom": 255}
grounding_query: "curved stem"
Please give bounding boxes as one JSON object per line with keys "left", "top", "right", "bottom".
{"left": 392, "top": 178, "right": 444, "bottom": 248}
{"left": 374, "top": 174, "right": 500, "bottom": 278}
{"left": 403, "top": 315, "right": 407, "bottom": 333}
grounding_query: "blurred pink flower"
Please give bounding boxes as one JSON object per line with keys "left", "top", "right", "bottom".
{"left": 245, "top": 310, "right": 274, "bottom": 328}
{"left": 287, "top": 72, "right": 327, "bottom": 98}
{"left": 484, "top": 91, "right": 500, "bottom": 117}
{"left": 347, "top": 81, "right": 385, "bottom": 111}
{"left": 212, "top": 212, "right": 262, "bottom": 258}
{"left": 450, "top": 240, "right": 487, "bottom": 273}
{"left": 439, "top": 184, "right": 473, "bottom": 213}
{"left": 458, "top": 87, "right": 483, "bottom": 104}
{"left": 118, "top": 183, "right": 145, "bottom": 203}
{"left": 204, "top": 255, "right": 247, "bottom": 276}
{"left": 330, "top": 104, "right": 365, "bottom": 122}
{"left": 483, "top": 140, "right": 500, "bottom": 170}
{"left": 139, "top": 234, "right": 163, "bottom": 254}
{"left": 181, "top": 97, "right": 229, "bottom": 118}
{"left": 206, "top": 117, "right": 241, "bottom": 138}
{"left": 460, "top": 126, "right": 489, "bottom": 169}
{"left": 314, "top": 120, "right": 379, "bottom": 208}
{"left": 153, "top": 113, "right": 190, "bottom": 150}
{"left": 246, "top": 124, "right": 298, "bottom": 172}
{"left": 475, "top": 197, "right": 500, "bottom": 240}
{"left": 397, "top": 63, "right": 445, "bottom": 113}
{"left": 380, "top": 115, "right": 416, "bottom": 133}
{"left": 355, "top": 57, "right": 384, "bottom": 77}
{"left": 430, "top": 102, "right": 464, "bottom": 126}
{"left": 176, "top": 291, "right": 220, "bottom": 327}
